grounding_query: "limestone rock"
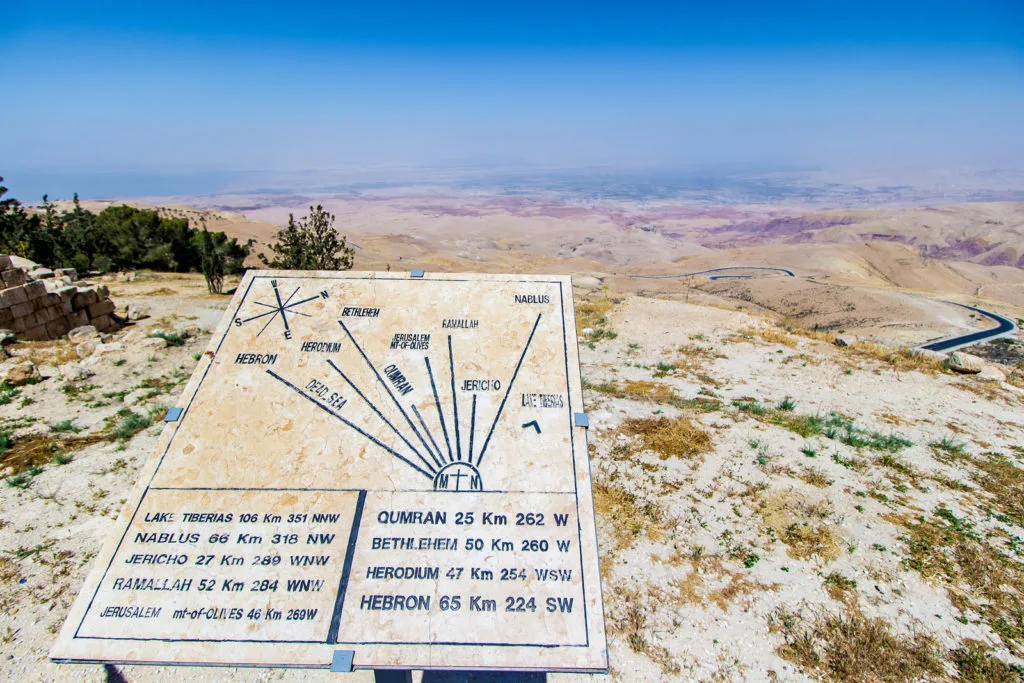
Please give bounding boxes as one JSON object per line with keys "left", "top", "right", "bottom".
{"left": 946, "top": 351, "right": 985, "bottom": 374}
{"left": 68, "top": 325, "right": 100, "bottom": 344}
{"left": 28, "top": 267, "right": 55, "bottom": 279}
{"left": 76, "top": 340, "right": 98, "bottom": 359}
{"left": 834, "top": 335, "right": 858, "bottom": 347}
{"left": 3, "top": 361, "right": 40, "bottom": 386}
{"left": 581, "top": 327, "right": 595, "bottom": 337}
{"left": 175, "top": 323, "right": 202, "bottom": 338}
{"left": 125, "top": 303, "right": 150, "bottom": 321}
{"left": 977, "top": 366, "right": 1006, "bottom": 383}
{"left": 912, "top": 348, "right": 948, "bottom": 363}
{"left": 59, "top": 362, "right": 95, "bottom": 382}
{"left": 140, "top": 336, "right": 168, "bottom": 349}
{"left": 93, "top": 342, "right": 125, "bottom": 355}
{"left": 37, "top": 365, "right": 59, "bottom": 379}
{"left": 8, "top": 255, "right": 39, "bottom": 270}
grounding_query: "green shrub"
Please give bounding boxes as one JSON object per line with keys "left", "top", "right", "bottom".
{"left": 50, "top": 419, "right": 81, "bottom": 434}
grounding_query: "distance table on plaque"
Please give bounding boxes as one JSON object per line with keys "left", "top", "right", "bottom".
{"left": 52, "top": 271, "right": 608, "bottom": 673}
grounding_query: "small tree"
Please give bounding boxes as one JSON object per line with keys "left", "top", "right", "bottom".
{"left": 199, "top": 221, "right": 224, "bottom": 294}
{"left": 260, "top": 204, "right": 354, "bottom": 270}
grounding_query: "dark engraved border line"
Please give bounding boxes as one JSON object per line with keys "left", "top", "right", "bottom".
{"left": 448, "top": 335, "right": 462, "bottom": 461}
{"left": 559, "top": 281, "right": 595, "bottom": 653}
{"left": 327, "top": 489, "right": 366, "bottom": 644}
{"left": 266, "top": 369, "right": 432, "bottom": 480}
{"left": 338, "top": 318, "right": 440, "bottom": 467}
{"left": 327, "top": 359, "right": 439, "bottom": 474}
{"left": 475, "top": 312, "right": 542, "bottom": 467}
{"left": 149, "top": 487, "right": 576, "bottom": 494}
{"left": 424, "top": 357, "right": 454, "bottom": 463}
{"left": 410, "top": 404, "right": 446, "bottom": 468}
{"left": 72, "top": 636, "right": 584, "bottom": 648}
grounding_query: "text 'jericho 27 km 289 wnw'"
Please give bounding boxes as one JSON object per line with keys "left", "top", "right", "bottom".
{"left": 51, "top": 271, "right": 608, "bottom": 674}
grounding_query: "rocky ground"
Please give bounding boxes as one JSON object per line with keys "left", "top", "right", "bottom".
{"left": 1, "top": 273, "right": 1023, "bottom": 682}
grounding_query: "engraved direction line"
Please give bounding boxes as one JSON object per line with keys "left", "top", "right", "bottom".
{"left": 265, "top": 369, "right": 432, "bottom": 480}
{"left": 476, "top": 313, "right": 542, "bottom": 467}
{"left": 326, "top": 359, "right": 439, "bottom": 474}
{"left": 410, "top": 404, "right": 446, "bottom": 469}
{"left": 272, "top": 280, "right": 289, "bottom": 333}
{"left": 469, "top": 393, "right": 478, "bottom": 464}
{"left": 337, "top": 319, "right": 440, "bottom": 465}
{"left": 448, "top": 335, "right": 462, "bottom": 461}
{"left": 424, "top": 357, "right": 455, "bottom": 463}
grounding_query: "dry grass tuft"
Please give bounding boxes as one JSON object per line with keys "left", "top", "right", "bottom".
{"left": 6, "top": 340, "right": 80, "bottom": 366}
{"left": 583, "top": 377, "right": 723, "bottom": 412}
{"left": 606, "top": 584, "right": 681, "bottom": 674}
{"left": 950, "top": 639, "right": 1024, "bottom": 682}
{"left": 737, "top": 325, "right": 798, "bottom": 348}
{"left": 0, "top": 557, "right": 17, "bottom": 611}
{"left": 620, "top": 380, "right": 676, "bottom": 402}
{"left": 848, "top": 342, "right": 946, "bottom": 374}
{"left": 783, "top": 321, "right": 838, "bottom": 344}
{"left": 892, "top": 506, "right": 1024, "bottom": 655}
{"left": 620, "top": 415, "right": 713, "bottom": 460}
{"left": 758, "top": 491, "right": 842, "bottom": 562}
{"left": 1, "top": 432, "right": 109, "bottom": 476}
{"left": 798, "top": 465, "right": 833, "bottom": 489}
{"left": 593, "top": 479, "right": 667, "bottom": 551}
{"left": 576, "top": 295, "right": 616, "bottom": 330}
{"left": 769, "top": 606, "right": 945, "bottom": 682}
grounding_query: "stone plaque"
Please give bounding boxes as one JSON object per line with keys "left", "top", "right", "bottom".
{"left": 52, "top": 271, "right": 608, "bottom": 673}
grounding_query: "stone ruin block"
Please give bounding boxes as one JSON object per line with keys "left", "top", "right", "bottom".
{"left": 2, "top": 285, "right": 29, "bottom": 307}
{"left": 1, "top": 269, "right": 28, "bottom": 288}
{"left": 72, "top": 288, "right": 100, "bottom": 310}
{"left": 88, "top": 299, "right": 115, "bottom": 319}
{"left": 0, "top": 254, "right": 123, "bottom": 342}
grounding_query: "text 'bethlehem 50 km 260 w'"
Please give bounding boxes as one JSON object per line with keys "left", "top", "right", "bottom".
{"left": 52, "top": 271, "right": 608, "bottom": 674}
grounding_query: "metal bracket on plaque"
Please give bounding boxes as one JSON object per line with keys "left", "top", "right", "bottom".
{"left": 163, "top": 407, "right": 183, "bottom": 423}
{"left": 330, "top": 650, "right": 354, "bottom": 672}
{"left": 410, "top": 269, "right": 425, "bottom": 278}
{"left": 574, "top": 412, "right": 589, "bottom": 428}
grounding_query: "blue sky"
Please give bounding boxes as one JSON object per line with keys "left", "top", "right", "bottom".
{"left": 2, "top": 0, "right": 1022, "bottom": 197}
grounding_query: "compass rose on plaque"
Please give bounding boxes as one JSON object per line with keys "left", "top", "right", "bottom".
{"left": 234, "top": 279, "right": 328, "bottom": 339}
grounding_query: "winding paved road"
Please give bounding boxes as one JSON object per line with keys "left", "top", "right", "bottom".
{"left": 630, "top": 266, "right": 796, "bottom": 280}
{"left": 628, "top": 265, "right": 1018, "bottom": 352}
{"left": 918, "top": 302, "right": 1018, "bottom": 353}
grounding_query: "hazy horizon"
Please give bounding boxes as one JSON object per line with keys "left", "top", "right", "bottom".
{"left": 3, "top": 0, "right": 1022, "bottom": 201}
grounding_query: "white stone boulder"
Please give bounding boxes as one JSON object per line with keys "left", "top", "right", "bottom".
{"left": 2, "top": 361, "right": 40, "bottom": 386}
{"left": 977, "top": 366, "right": 1006, "bottom": 383}
{"left": 93, "top": 342, "right": 126, "bottom": 355}
{"left": 76, "top": 340, "right": 98, "bottom": 359}
{"left": 59, "top": 362, "right": 95, "bottom": 382}
{"left": 68, "top": 325, "right": 100, "bottom": 344}
{"left": 946, "top": 351, "right": 985, "bottom": 374}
